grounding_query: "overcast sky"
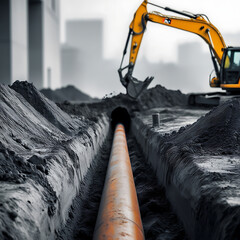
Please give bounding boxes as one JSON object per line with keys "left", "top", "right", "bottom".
{"left": 60, "top": 0, "right": 240, "bottom": 63}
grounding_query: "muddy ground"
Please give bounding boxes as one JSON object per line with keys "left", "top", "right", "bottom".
{"left": 0, "top": 81, "right": 239, "bottom": 239}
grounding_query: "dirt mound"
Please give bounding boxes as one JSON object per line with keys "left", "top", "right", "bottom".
{"left": 58, "top": 84, "right": 188, "bottom": 118}
{"left": 40, "top": 88, "right": 63, "bottom": 102}
{"left": 0, "top": 84, "right": 66, "bottom": 153}
{"left": 41, "top": 85, "right": 96, "bottom": 103}
{"left": 0, "top": 82, "right": 109, "bottom": 240}
{"left": 11, "top": 81, "right": 82, "bottom": 135}
{"left": 138, "top": 85, "right": 188, "bottom": 109}
{"left": 132, "top": 98, "right": 240, "bottom": 240}
{"left": 170, "top": 99, "right": 240, "bottom": 154}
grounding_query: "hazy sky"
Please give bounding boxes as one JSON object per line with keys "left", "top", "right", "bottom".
{"left": 60, "top": 0, "right": 240, "bottom": 63}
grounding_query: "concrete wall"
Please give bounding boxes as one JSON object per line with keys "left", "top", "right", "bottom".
{"left": 0, "top": 0, "right": 28, "bottom": 85}
{"left": 61, "top": 45, "right": 82, "bottom": 86}
{"left": 43, "top": 0, "right": 61, "bottom": 89}
{"left": 0, "top": 0, "right": 61, "bottom": 89}
{"left": 28, "top": 0, "right": 43, "bottom": 89}
{"left": 11, "top": 0, "right": 28, "bottom": 83}
{"left": 0, "top": 1, "right": 11, "bottom": 84}
{"left": 29, "top": 0, "right": 61, "bottom": 89}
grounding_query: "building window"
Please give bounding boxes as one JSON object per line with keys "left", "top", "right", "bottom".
{"left": 51, "top": 0, "right": 55, "bottom": 12}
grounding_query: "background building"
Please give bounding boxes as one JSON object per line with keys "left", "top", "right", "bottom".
{"left": 61, "top": 44, "right": 82, "bottom": 86}
{"left": 0, "top": 0, "right": 28, "bottom": 85}
{"left": 0, "top": 0, "right": 61, "bottom": 89}
{"left": 61, "top": 19, "right": 121, "bottom": 97}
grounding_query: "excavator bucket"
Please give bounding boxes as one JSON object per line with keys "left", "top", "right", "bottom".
{"left": 118, "top": 66, "right": 153, "bottom": 98}
{"left": 126, "top": 76, "right": 153, "bottom": 98}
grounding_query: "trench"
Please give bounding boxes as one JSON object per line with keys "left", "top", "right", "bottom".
{"left": 57, "top": 107, "right": 188, "bottom": 239}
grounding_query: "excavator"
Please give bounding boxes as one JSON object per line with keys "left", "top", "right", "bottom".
{"left": 118, "top": 0, "right": 240, "bottom": 105}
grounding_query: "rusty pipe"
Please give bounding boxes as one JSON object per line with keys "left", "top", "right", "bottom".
{"left": 93, "top": 124, "right": 144, "bottom": 239}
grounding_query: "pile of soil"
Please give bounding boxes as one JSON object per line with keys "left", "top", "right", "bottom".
{"left": 0, "top": 81, "right": 108, "bottom": 239}
{"left": 167, "top": 100, "right": 240, "bottom": 239}
{"left": 132, "top": 98, "right": 240, "bottom": 240}
{"left": 138, "top": 85, "right": 188, "bottom": 110}
{"left": 127, "top": 136, "right": 187, "bottom": 240}
{"left": 58, "top": 84, "right": 188, "bottom": 118}
{"left": 168, "top": 99, "right": 240, "bottom": 155}
{"left": 11, "top": 81, "right": 84, "bottom": 135}
{"left": 41, "top": 85, "right": 98, "bottom": 103}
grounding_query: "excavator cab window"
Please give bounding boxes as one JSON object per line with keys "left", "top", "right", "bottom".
{"left": 224, "top": 50, "right": 240, "bottom": 69}
{"left": 232, "top": 51, "right": 240, "bottom": 68}
{"left": 222, "top": 48, "right": 240, "bottom": 84}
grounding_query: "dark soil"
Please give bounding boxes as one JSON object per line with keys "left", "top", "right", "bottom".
{"left": 40, "top": 85, "right": 97, "bottom": 103}
{"left": 168, "top": 98, "right": 240, "bottom": 155}
{"left": 56, "top": 133, "right": 112, "bottom": 240}
{"left": 0, "top": 81, "right": 107, "bottom": 239}
{"left": 128, "top": 135, "right": 188, "bottom": 240}
{"left": 57, "top": 84, "right": 188, "bottom": 119}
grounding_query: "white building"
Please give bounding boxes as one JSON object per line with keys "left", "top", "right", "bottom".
{"left": 0, "top": 0, "right": 61, "bottom": 89}
{"left": 0, "top": 0, "right": 28, "bottom": 85}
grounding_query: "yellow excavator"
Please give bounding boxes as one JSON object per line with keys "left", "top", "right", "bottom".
{"left": 118, "top": 0, "right": 240, "bottom": 104}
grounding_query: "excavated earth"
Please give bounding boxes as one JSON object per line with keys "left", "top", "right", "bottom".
{"left": 0, "top": 81, "right": 240, "bottom": 240}
{"left": 132, "top": 102, "right": 240, "bottom": 240}
{"left": 0, "top": 81, "right": 108, "bottom": 239}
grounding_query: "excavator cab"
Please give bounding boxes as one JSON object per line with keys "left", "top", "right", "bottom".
{"left": 220, "top": 47, "right": 240, "bottom": 91}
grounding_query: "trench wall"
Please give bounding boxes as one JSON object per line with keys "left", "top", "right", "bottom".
{"left": 0, "top": 115, "right": 109, "bottom": 240}
{"left": 132, "top": 116, "right": 240, "bottom": 240}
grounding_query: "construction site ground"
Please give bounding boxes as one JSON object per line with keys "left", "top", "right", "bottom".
{"left": 0, "top": 81, "right": 239, "bottom": 240}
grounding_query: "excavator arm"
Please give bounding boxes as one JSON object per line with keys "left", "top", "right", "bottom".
{"left": 119, "top": 0, "right": 227, "bottom": 98}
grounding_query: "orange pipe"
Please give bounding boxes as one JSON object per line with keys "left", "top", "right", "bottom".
{"left": 93, "top": 124, "right": 144, "bottom": 239}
